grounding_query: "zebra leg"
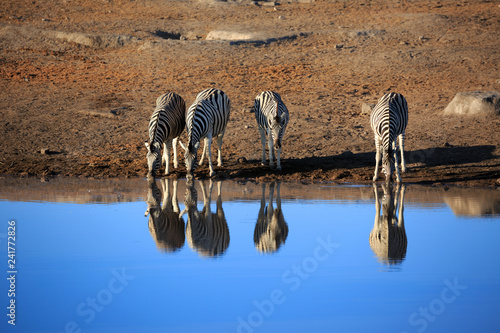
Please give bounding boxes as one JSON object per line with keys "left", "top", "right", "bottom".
{"left": 163, "top": 141, "right": 172, "bottom": 175}
{"left": 172, "top": 179, "right": 180, "bottom": 214}
{"left": 205, "top": 134, "right": 216, "bottom": 177}
{"left": 258, "top": 183, "right": 266, "bottom": 219}
{"left": 399, "top": 133, "right": 406, "bottom": 173}
{"left": 199, "top": 137, "right": 209, "bottom": 166}
{"left": 268, "top": 182, "right": 275, "bottom": 221}
{"left": 393, "top": 140, "right": 402, "bottom": 183}
{"left": 267, "top": 129, "right": 275, "bottom": 168}
{"left": 161, "top": 178, "right": 170, "bottom": 208}
{"left": 216, "top": 132, "right": 224, "bottom": 167}
{"left": 398, "top": 184, "right": 406, "bottom": 228}
{"left": 172, "top": 137, "right": 179, "bottom": 169}
{"left": 259, "top": 128, "right": 267, "bottom": 166}
{"left": 373, "top": 137, "right": 381, "bottom": 181}
{"left": 373, "top": 183, "right": 380, "bottom": 225}
{"left": 276, "top": 182, "right": 281, "bottom": 211}
{"left": 276, "top": 146, "right": 282, "bottom": 171}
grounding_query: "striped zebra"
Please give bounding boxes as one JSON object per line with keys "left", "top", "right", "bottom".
{"left": 144, "top": 178, "right": 185, "bottom": 253}
{"left": 180, "top": 88, "right": 230, "bottom": 180}
{"left": 254, "top": 182, "right": 288, "bottom": 254}
{"left": 369, "top": 183, "right": 407, "bottom": 265}
{"left": 370, "top": 92, "right": 408, "bottom": 183}
{"left": 181, "top": 180, "right": 230, "bottom": 258}
{"left": 145, "top": 92, "right": 186, "bottom": 177}
{"left": 254, "top": 91, "right": 290, "bottom": 170}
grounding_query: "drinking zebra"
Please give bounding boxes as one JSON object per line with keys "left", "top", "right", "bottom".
{"left": 254, "top": 182, "right": 288, "bottom": 254}
{"left": 144, "top": 178, "right": 185, "bottom": 253}
{"left": 145, "top": 92, "right": 186, "bottom": 177}
{"left": 370, "top": 92, "right": 408, "bottom": 183}
{"left": 254, "top": 91, "right": 290, "bottom": 170}
{"left": 369, "top": 183, "right": 407, "bottom": 265}
{"left": 180, "top": 88, "right": 231, "bottom": 180}
{"left": 181, "top": 180, "right": 230, "bottom": 258}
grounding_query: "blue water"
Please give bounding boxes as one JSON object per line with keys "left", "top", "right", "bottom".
{"left": 0, "top": 180, "right": 499, "bottom": 333}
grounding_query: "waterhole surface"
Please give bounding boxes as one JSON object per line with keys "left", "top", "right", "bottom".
{"left": 0, "top": 178, "right": 499, "bottom": 333}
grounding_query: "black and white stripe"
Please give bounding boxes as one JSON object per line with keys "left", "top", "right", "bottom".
{"left": 370, "top": 92, "right": 408, "bottom": 183}
{"left": 183, "top": 180, "right": 230, "bottom": 258}
{"left": 369, "top": 183, "right": 407, "bottom": 265}
{"left": 145, "top": 178, "right": 185, "bottom": 253}
{"left": 184, "top": 88, "right": 231, "bottom": 179}
{"left": 254, "top": 182, "right": 288, "bottom": 254}
{"left": 254, "top": 91, "right": 289, "bottom": 170}
{"left": 145, "top": 92, "right": 186, "bottom": 177}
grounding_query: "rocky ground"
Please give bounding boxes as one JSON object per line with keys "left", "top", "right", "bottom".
{"left": 0, "top": 0, "right": 499, "bottom": 186}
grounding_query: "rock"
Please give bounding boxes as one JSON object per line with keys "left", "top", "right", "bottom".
{"left": 206, "top": 30, "right": 255, "bottom": 41}
{"left": 443, "top": 91, "right": 500, "bottom": 116}
{"left": 237, "top": 157, "right": 248, "bottom": 164}
{"left": 340, "top": 150, "right": 354, "bottom": 157}
{"left": 361, "top": 103, "right": 374, "bottom": 115}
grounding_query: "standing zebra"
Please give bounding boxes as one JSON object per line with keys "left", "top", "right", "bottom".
{"left": 370, "top": 92, "right": 408, "bottom": 183}
{"left": 145, "top": 92, "right": 186, "bottom": 177}
{"left": 144, "top": 178, "right": 185, "bottom": 253}
{"left": 369, "top": 183, "right": 407, "bottom": 265}
{"left": 254, "top": 91, "right": 289, "bottom": 170}
{"left": 254, "top": 182, "right": 288, "bottom": 254}
{"left": 181, "top": 88, "right": 230, "bottom": 180}
{"left": 181, "top": 180, "right": 230, "bottom": 258}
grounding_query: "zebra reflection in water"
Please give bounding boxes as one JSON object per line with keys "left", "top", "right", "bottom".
{"left": 254, "top": 182, "right": 289, "bottom": 254}
{"left": 181, "top": 180, "right": 230, "bottom": 258}
{"left": 369, "top": 183, "right": 407, "bottom": 265}
{"left": 144, "top": 178, "right": 185, "bottom": 253}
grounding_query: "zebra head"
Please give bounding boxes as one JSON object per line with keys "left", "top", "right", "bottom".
{"left": 145, "top": 141, "right": 161, "bottom": 177}
{"left": 382, "top": 145, "right": 395, "bottom": 182}
{"left": 183, "top": 140, "right": 200, "bottom": 182}
{"left": 270, "top": 114, "right": 287, "bottom": 151}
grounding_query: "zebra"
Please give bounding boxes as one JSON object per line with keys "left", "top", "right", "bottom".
{"left": 180, "top": 88, "right": 230, "bottom": 181}
{"left": 369, "top": 183, "right": 407, "bottom": 265}
{"left": 254, "top": 91, "right": 290, "bottom": 170}
{"left": 370, "top": 92, "right": 408, "bottom": 183}
{"left": 254, "top": 182, "right": 289, "bottom": 254}
{"left": 144, "top": 92, "right": 186, "bottom": 177}
{"left": 144, "top": 178, "right": 185, "bottom": 253}
{"left": 181, "top": 180, "right": 230, "bottom": 258}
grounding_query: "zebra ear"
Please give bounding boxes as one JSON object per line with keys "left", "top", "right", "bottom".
{"left": 144, "top": 141, "right": 150, "bottom": 152}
